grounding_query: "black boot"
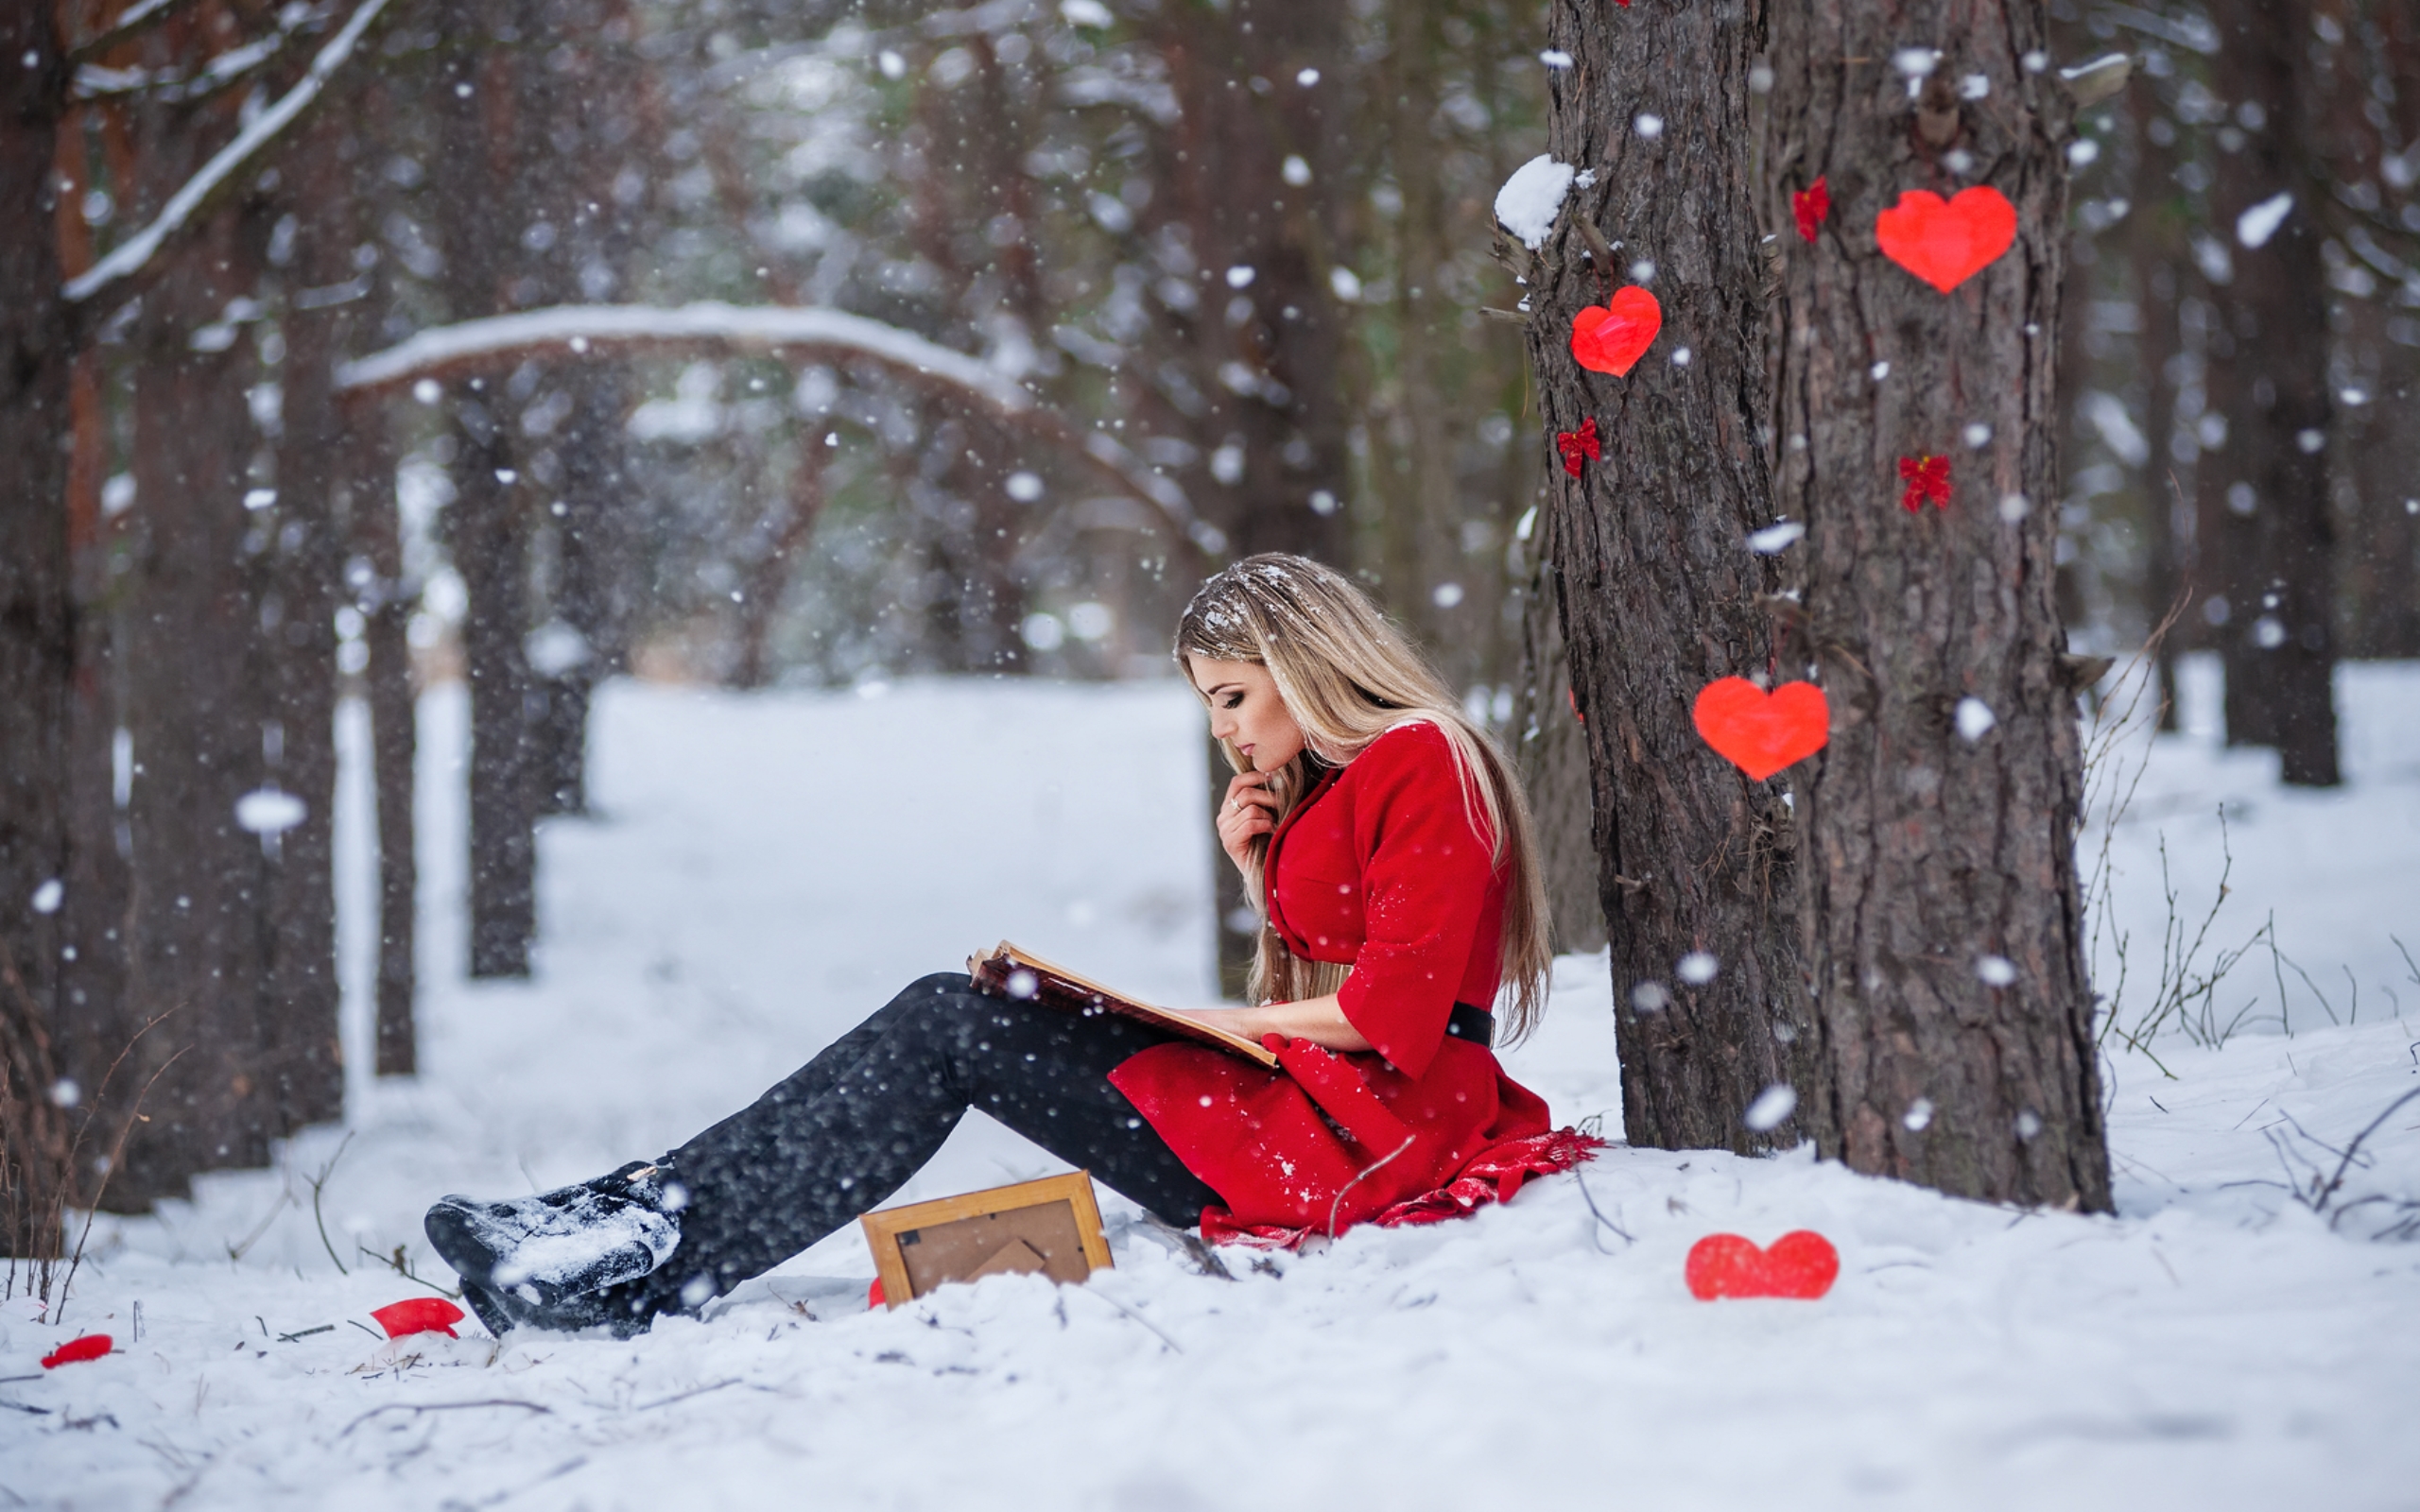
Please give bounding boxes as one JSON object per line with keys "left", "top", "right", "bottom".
{"left": 426, "top": 1160, "right": 685, "bottom": 1335}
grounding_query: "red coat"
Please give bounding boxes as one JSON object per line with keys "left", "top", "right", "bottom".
{"left": 1109, "top": 720, "right": 1596, "bottom": 1246}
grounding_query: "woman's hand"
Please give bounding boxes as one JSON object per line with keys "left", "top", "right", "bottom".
{"left": 1215, "top": 769, "right": 1281, "bottom": 873}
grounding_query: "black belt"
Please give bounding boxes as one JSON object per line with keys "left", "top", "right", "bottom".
{"left": 1445, "top": 1002, "right": 1495, "bottom": 1048}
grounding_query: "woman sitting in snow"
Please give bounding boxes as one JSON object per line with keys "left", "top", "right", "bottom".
{"left": 425, "top": 554, "right": 1595, "bottom": 1336}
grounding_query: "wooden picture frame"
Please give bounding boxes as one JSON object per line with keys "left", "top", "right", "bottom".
{"left": 858, "top": 1171, "right": 1114, "bottom": 1309}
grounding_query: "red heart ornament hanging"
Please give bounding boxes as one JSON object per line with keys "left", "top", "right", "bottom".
{"left": 1685, "top": 1230, "right": 1840, "bottom": 1300}
{"left": 371, "top": 1297, "right": 466, "bottom": 1340}
{"left": 1874, "top": 186, "right": 2017, "bottom": 293}
{"left": 1693, "top": 678, "right": 1829, "bottom": 781}
{"left": 1569, "top": 286, "right": 1662, "bottom": 377}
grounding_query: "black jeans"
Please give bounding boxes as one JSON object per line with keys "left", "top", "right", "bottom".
{"left": 631, "top": 971, "right": 1219, "bottom": 1309}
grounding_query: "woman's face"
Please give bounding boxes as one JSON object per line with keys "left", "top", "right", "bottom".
{"left": 1186, "top": 656, "right": 1305, "bottom": 772}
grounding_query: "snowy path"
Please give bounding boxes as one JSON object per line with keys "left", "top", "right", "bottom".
{"left": 6, "top": 664, "right": 2418, "bottom": 1510}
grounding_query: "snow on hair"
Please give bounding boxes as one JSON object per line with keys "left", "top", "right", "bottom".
{"left": 1174, "top": 554, "right": 1554, "bottom": 1040}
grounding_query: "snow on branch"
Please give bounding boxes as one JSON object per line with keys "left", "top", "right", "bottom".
{"left": 333, "top": 301, "right": 1036, "bottom": 415}
{"left": 63, "top": 0, "right": 393, "bottom": 304}
{"left": 337, "top": 301, "right": 1214, "bottom": 559}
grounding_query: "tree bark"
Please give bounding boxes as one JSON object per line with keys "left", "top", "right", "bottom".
{"left": 355, "top": 420, "right": 419, "bottom": 1075}
{"left": 1152, "top": 0, "right": 1356, "bottom": 996}
{"left": 2201, "top": 0, "right": 2340, "bottom": 785}
{"left": 0, "top": 6, "right": 75, "bottom": 1255}
{"left": 1512, "top": 498, "right": 1605, "bottom": 956}
{"left": 1765, "top": 2, "right": 2111, "bottom": 1209}
{"left": 433, "top": 21, "right": 540, "bottom": 978}
{"left": 1514, "top": 0, "right": 1807, "bottom": 1153}
{"left": 256, "top": 100, "right": 358, "bottom": 1132}
{"left": 1155, "top": 0, "right": 1354, "bottom": 570}
{"left": 2127, "top": 78, "right": 2183, "bottom": 728}
{"left": 116, "top": 74, "right": 283, "bottom": 1201}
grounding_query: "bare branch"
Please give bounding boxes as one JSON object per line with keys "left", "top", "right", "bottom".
{"left": 63, "top": 0, "right": 395, "bottom": 307}
{"left": 65, "top": 0, "right": 198, "bottom": 66}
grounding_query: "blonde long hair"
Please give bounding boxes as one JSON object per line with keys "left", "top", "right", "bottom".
{"left": 1175, "top": 554, "right": 1554, "bottom": 1040}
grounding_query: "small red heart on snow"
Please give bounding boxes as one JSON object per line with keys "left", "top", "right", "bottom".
{"left": 1874, "top": 186, "right": 2017, "bottom": 293}
{"left": 41, "top": 1333, "right": 112, "bottom": 1368}
{"left": 1569, "top": 286, "right": 1662, "bottom": 376}
{"left": 868, "top": 1278, "right": 887, "bottom": 1310}
{"left": 1791, "top": 178, "right": 1830, "bottom": 243}
{"left": 1685, "top": 1230, "right": 1839, "bottom": 1300}
{"left": 1692, "top": 678, "right": 1829, "bottom": 782}
{"left": 371, "top": 1297, "right": 465, "bottom": 1339}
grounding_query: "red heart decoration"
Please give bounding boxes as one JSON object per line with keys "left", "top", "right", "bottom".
{"left": 1874, "top": 186, "right": 2017, "bottom": 293}
{"left": 1685, "top": 1230, "right": 1839, "bottom": 1300}
{"left": 1569, "top": 286, "right": 1662, "bottom": 377}
{"left": 1692, "top": 678, "right": 1829, "bottom": 782}
{"left": 41, "top": 1333, "right": 112, "bottom": 1368}
{"left": 371, "top": 1297, "right": 465, "bottom": 1340}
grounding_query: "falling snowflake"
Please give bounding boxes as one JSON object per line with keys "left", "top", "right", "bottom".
{"left": 1955, "top": 697, "right": 1996, "bottom": 742}
{"left": 1744, "top": 1084, "right": 1798, "bottom": 1132}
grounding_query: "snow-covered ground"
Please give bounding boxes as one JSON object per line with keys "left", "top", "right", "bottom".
{"left": 6, "top": 658, "right": 2419, "bottom": 1511}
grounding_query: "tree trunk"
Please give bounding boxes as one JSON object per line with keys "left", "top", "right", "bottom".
{"left": 1159, "top": 0, "right": 1353, "bottom": 566}
{"left": 1766, "top": 1, "right": 2111, "bottom": 1209}
{"left": 1514, "top": 0, "right": 1806, "bottom": 1153}
{"left": 256, "top": 101, "right": 360, "bottom": 1132}
{"left": 1153, "top": 0, "right": 1357, "bottom": 996}
{"left": 2127, "top": 78, "right": 2183, "bottom": 728}
{"left": 1512, "top": 498, "right": 1605, "bottom": 956}
{"left": 434, "top": 23, "right": 541, "bottom": 978}
{"left": 117, "top": 123, "right": 282, "bottom": 1203}
{"left": 2340, "top": 341, "right": 2420, "bottom": 659}
{"left": 355, "top": 422, "right": 419, "bottom": 1075}
{"left": 0, "top": 7, "right": 75, "bottom": 1257}
{"left": 531, "top": 371, "right": 630, "bottom": 812}
{"left": 2202, "top": 0, "right": 2340, "bottom": 785}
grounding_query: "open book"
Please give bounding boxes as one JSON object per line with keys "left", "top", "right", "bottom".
{"left": 967, "top": 940, "right": 1280, "bottom": 1068}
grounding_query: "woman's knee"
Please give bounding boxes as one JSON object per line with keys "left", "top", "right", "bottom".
{"left": 889, "top": 972, "right": 1010, "bottom": 1041}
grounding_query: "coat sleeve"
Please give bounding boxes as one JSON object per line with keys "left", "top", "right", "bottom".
{"left": 1333, "top": 722, "right": 1496, "bottom": 1081}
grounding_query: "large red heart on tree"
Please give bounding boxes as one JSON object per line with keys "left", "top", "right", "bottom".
{"left": 1692, "top": 678, "right": 1829, "bottom": 781}
{"left": 1569, "top": 286, "right": 1662, "bottom": 376}
{"left": 1685, "top": 1230, "right": 1840, "bottom": 1300}
{"left": 1874, "top": 186, "right": 2017, "bottom": 293}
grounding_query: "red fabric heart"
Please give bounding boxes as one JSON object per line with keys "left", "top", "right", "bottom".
{"left": 1692, "top": 678, "right": 1829, "bottom": 782}
{"left": 1898, "top": 454, "right": 1951, "bottom": 512}
{"left": 371, "top": 1297, "right": 465, "bottom": 1340}
{"left": 41, "top": 1333, "right": 112, "bottom": 1368}
{"left": 1569, "top": 286, "right": 1662, "bottom": 377}
{"left": 1791, "top": 178, "right": 1830, "bottom": 243}
{"left": 1686, "top": 1230, "right": 1840, "bottom": 1299}
{"left": 1875, "top": 186, "right": 2016, "bottom": 293}
{"left": 1556, "top": 416, "right": 1601, "bottom": 477}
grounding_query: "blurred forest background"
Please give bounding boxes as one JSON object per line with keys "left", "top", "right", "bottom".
{"left": 3, "top": 0, "right": 2417, "bottom": 1227}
